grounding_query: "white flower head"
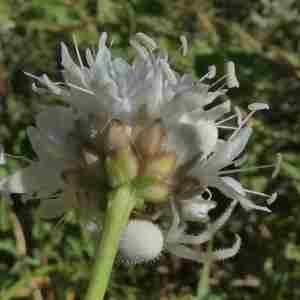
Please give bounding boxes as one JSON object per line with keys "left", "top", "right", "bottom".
{"left": 0, "top": 32, "right": 279, "bottom": 265}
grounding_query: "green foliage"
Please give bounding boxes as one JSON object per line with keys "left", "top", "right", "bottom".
{"left": 1, "top": 0, "right": 300, "bottom": 299}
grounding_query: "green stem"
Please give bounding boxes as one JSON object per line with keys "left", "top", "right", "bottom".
{"left": 197, "top": 238, "right": 213, "bottom": 300}
{"left": 84, "top": 184, "right": 136, "bottom": 300}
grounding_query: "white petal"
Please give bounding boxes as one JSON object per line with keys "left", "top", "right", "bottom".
{"left": 181, "top": 196, "right": 216, "bottom": 222}
{"left": 194, "top": 120, "right": 218, "bottom": 158}
{"left": 179, "top": 200, "right": 237, "bottom": 245}
{"left": 221, "top": 176, "right": 246, "bottom": 196}
{"left": 208, "top": 126, "right": 252, "bottom": 171}
{"left": 212, "top": 177, "right": 271, "bottom": 212}
{"left": 164, "top": 123, "right": 202, "bottom": 164}
{"left": 61, "top": 42, "right": 86, "bottom": 86}
{"left": 212, "top": 234, "right": 241, "bottom": 260}
{"left": 135, "top": 33, "right": 157, "bottom": 51}
{"left": 166, "top": 244, "right": 205, "bottom": 262}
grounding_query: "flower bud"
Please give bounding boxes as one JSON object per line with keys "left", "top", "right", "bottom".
{"left": 119, "top": 219, "right": 164, "bottom": 264}
{"left": 140, "top": 182, "right": 170, "bottom": 203}
{"left": 105, "top": 147, "right": 138, "bottom": 187}
{"left": 106, "top": 120, "right": 132, "bottom": 152}
{"left": 135, "top": 120, "right": 166, "bottom": 157}
{"left": 143, "top": 152, "right": 177, "bottom": 180}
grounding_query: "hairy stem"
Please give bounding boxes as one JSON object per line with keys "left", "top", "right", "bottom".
{"left": 84, "top": 184, "right": 136, "bottom": 300}
{"left": 197, "top": 238, "right": 213, "bottom": 300}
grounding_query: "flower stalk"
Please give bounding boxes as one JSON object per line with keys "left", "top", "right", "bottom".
{"left": 84, "top": 184, "right": 137, "bottom": 300}
{"left": 197, "top": 238, "right": 213, "bottom": 300}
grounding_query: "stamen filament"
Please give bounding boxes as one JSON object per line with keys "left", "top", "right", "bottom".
{"left": 209, "top": 75, "right": 226, "bottom": 89}
{"left": 180, "top": 35, "right": 188, "bottom": 56}
{"left": 243, "top": 189, "right": 271, "bottom": 198}
{"left": 217, "top": 125, "right": 238, "bottom": 130}
{"left": 229, "top": 110, "right": 256, "bottom": 140}
{"left": 66, "top": 82, "right": 95, "bottom": 95}
{"left": 216, "top": 114, "right": 238, "bottom": 125}
{"left": 73, "top": 35, "right": 84, "bottom": 70}
{"left": 218, "top": 164, "right": 276, "bottom": 175}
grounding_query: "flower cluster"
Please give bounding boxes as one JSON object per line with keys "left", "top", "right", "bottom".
{"left": 0, "top": 33, "right": 280, "bottom": 264}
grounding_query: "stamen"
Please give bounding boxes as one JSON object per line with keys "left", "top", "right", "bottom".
{"left": 110, "top": 37, "right": 115, "bottom": 47}
{"left": 243, "top": 189, "right": 271, "bottom": 198}
{"left": 229, "top": 110, "right": 256, "bottom": 140}
{"left": 272, "top": 153, "right": 282, "bottom": 178}
{"left": 209, "top": 74, "right": 226, "bottom": 88}
{"left": 199, "top": 65, "right": 217, "bottom": 82}
{"left": 226, "top": 61, "right": 239, "bottom": 88}
{"left": 230, "top": 101, "right": 270, "bottom": 140}
{"left": 160, "top": 60, "right": 177, "bottom": 85}
{"left": 218, "top": 163, "right": 277, "bottom": 175}
{"left": 267, "top": 192, "right": 278, "bottom": 205}
{"left": 24, "top": 71, "right": 43, "bottom": 81}
{"left": 129, "top": 39, "right": 149, "bottom": 60}
{"left": 207, "top": 65, "right": 217, "bottom": 79}
{"left": 216, "top": 114, "right": 238, "bottom": 125}
{"left": 85, "top": 48, "right": 94, "bottom": 67}
{"left": 244, "top": 189, "right": 278, "bottom": 206}
{"left": 42, "top": 74, "right": 61, "bottom": 95}
{"left": 217, "top": 125, "right": 238, "bottom": 130}
{"left": 72, "top": 35, "right": 84, "bottom": 69}
{"left": 234, "top": 106, "right": 243, "bottom": 125}
{"left": 135, "top": 33, "right": 157, "bottom": 51}
{"left": 99, "top": 32, "right": 108, "bottom": 49}
{"left": 179, "top": 35, "right": 188, "bottom": 56}
{"left": 65, "top": 82, "right": 95, "bottom": 95}
{"left": 24, "top": 72, "right": 64, "bottom": 95}
{"left": 248, "top": 102, "right": 269, "bottom": 111}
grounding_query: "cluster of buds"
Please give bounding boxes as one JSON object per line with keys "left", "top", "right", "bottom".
{"left": 0, "top": 32, "right": 280, "bottom": 265}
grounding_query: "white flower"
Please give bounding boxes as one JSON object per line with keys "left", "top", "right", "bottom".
{"left": 180, "top": 194, "right": 216, "bottom": 222}
{"left": 0, "top": 33, "right": 279, "bottom": 264}
{"left": 190, "top": 106, "right": 280, "bottom": 212}
{"left": 165, "top": 200, "right": 241, "bottom": 262}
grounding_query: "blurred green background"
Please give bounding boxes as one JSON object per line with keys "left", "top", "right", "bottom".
{"left": 0, "top": 0, "right": 300, "bottom": 299}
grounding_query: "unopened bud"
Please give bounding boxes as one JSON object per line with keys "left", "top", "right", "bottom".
{"left": 135, "top": 120, "right": 166, "bottom": 157}
{"left": 143, "top": 152, "right": 177, "bottom": 180}
{"left": 105, "top": 147, "right": 138, "bottom": 187}
{"left": 106, "top": 120, "right": 132, "bottom": 152}
{"left": 141, "top": 182, "right": 170, "bottom": 203}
